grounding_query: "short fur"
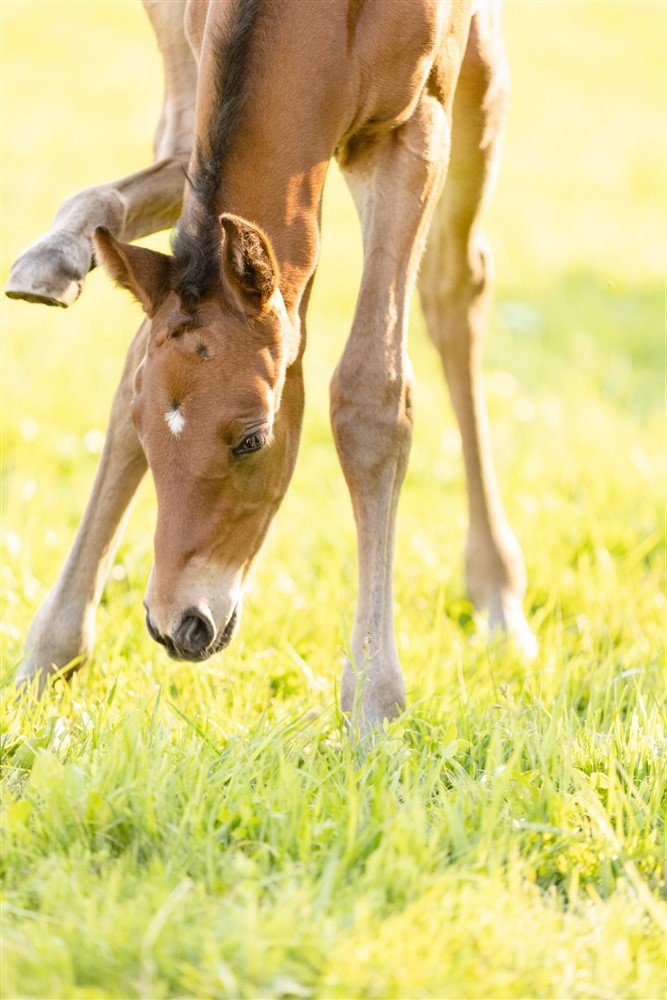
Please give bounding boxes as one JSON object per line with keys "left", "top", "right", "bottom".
{"left": 11, "top": 1, "right": 537, "bottom": 732}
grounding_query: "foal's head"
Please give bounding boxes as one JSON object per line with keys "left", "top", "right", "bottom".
{"left": 94, "top": 216, "right": 302, "bottom": 660}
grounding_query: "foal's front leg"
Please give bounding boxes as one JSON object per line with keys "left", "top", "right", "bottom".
{"left": 6, "top": 0, "right": 195, "bottom": 307}
{"left": 16, "top": 325, "right": 148, "bottom": 693}
{"left": 331, "top": 99, "right": 449, "bottom": 732}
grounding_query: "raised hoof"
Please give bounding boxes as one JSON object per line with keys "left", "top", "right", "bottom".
{"left": 5, "top": 231, "right": 91, "bottom": 307}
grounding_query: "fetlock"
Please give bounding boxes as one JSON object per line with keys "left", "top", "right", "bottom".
{"left": 17, "top": 595, "right": 95, "bottom": 692}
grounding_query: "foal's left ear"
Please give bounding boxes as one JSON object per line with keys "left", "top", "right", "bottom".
{"left": 93, "top": 227, "right": 171, "bottom": 316}
{"left": 219, "top": 213, "right": 279, "bottom": 310}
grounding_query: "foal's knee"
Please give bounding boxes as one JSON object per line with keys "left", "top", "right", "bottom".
{"left": 330, "top": 353, "right": 413, "bottom": 483}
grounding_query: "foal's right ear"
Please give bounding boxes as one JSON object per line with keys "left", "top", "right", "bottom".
{"left": 93, "top": 227, "right": 171, "bottom": 316}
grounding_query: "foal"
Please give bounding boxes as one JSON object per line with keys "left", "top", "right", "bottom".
{"left": 9, "top": 0, "right": 536, "bottom": 730}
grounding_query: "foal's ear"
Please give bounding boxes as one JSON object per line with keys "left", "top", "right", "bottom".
{"left": 93, "top": 227, "right": 171, "bottom": 316}
{"left": 219, "top": 214, "right": 279, "bottom": 310}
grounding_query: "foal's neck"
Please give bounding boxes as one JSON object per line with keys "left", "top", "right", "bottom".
{"left": 187, "top": 2, "right": 349, "bottom": 317}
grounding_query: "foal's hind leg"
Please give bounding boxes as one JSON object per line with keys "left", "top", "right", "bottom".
{"left": 332, "top": 98, "right": 449, "bottom": 732}
{"left": 16, "top": 324, "right": 149, "bottom": 693}
{"left": 418, "top": 9, "right": 536, "bottom": 656}
{"left": 6, "top": 1, "right": 195, "bottom": 307}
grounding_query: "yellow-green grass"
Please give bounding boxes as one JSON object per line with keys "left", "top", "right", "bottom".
{"left": 1, "top": 2, "right": 665, "bottom": 997}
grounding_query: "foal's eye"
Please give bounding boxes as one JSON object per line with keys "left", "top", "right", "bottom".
{"left": 232, "top": 431, "right": 267, "bottom": 456}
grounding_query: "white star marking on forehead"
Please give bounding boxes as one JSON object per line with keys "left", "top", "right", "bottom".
{"left": 165, "top": 405, "right": 186, "bottom": 437}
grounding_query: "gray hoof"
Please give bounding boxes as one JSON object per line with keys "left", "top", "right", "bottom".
{"left": 5, "top": 231, "right": 91, "bottom": 307}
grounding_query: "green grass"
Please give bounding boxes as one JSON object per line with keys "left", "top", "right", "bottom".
{"left": 1, "top": 2, "right": 665, "bottom": 997}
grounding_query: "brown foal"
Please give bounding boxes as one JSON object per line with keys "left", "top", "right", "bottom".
{"left": 9, "top": 0, "right": 536, "bottom": 731}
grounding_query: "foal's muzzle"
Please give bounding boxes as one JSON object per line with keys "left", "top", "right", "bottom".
{"left": 144, "top": 604, "right": 239, "bottom": 661}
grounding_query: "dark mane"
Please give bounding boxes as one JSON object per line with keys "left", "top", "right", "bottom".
{"left": 171, "top": 0, "right": 262, "bottom": 309}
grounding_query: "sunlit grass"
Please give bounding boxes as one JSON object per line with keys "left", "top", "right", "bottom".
{"left": 1, "top": 2, "right": 665, "bottom": 997}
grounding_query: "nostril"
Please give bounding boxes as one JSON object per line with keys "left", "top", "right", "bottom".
{"left": 176, "top": 611, "right": 214, "bottom": 655}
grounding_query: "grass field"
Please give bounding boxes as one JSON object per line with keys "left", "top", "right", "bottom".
{"left": 1, "top": 2, "right": 665, "bottom": 998}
